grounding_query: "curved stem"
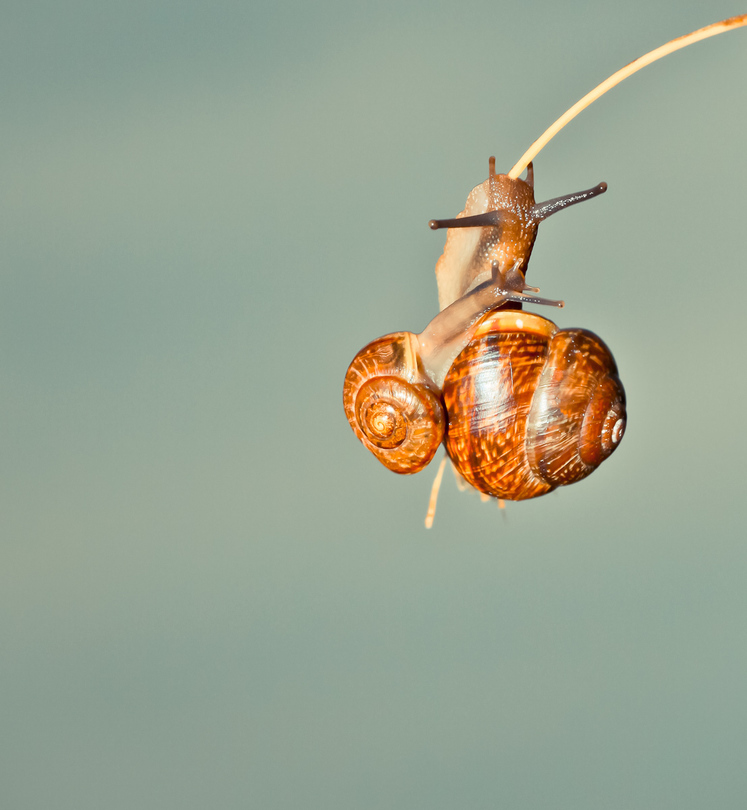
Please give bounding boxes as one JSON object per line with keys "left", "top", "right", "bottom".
{"left": 508, "top": 15, "right": 747, "bottom": 179}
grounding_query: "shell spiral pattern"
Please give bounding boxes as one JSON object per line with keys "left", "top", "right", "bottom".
{"left": 343, "top": 332, "right": 445, "bottom": 474}
{"left": 526, "top": 329, "right": 626, "bottom": 485}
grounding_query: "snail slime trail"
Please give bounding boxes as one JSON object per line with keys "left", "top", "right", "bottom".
{"left": 342, "top": 15, "right": 747, "bottom": 527}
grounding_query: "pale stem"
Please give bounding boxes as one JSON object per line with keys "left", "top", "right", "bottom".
{"left": 508, "top": 15, "right": 747, "bottom": 179}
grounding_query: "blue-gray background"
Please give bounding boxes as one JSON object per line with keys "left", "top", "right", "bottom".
{"left": 2, "top": 2, "right": 746, "bottom": 808}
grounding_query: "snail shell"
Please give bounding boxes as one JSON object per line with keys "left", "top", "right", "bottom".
{"left": 343, "top": 332, "right": 445, "bottom": 474}
{"left": 442, "top": 310, "right": 625, "bottom": 500}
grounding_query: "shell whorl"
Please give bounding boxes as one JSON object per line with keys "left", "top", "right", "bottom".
{"left": 526, "top": 329, "right": 625, "bottom": 486}
{"left": 343, "top": 332, "right": 445, "bottom": 474}
{"left": 442, "top": 311, "right": 625, "bottom": 500}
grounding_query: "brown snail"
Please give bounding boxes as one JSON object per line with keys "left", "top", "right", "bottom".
{"left": 343, "top": 16, "right": 746, "bottom": 524}
{"left": 343, "top": 161, "right": 622, "bottom": 499}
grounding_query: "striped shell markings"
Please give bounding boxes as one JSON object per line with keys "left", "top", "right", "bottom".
{"left": 343, "top": 332, "right": 445, "bottom": 474}
{"left": 442, "top": 310, "right": 626, "bottom": 500}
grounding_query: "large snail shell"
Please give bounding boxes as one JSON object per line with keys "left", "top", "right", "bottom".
{"left": 343, "top": 332, "right": 445, "bottom": 474}
{"left": 442, "top": 310, "right": 625, "bottom": 500}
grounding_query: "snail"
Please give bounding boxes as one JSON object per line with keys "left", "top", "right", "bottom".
{"left": 342, "top": 15, "right": 747, "bottom": 525}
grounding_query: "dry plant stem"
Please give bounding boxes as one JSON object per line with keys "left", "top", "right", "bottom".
{"left": 508, "top": 14, "right": 747, "bottom": 179}
{"left": 425, "top": 454, "right": 448, "bottom": 528}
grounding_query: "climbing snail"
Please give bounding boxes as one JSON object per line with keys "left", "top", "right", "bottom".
{"left": 342, "top": 15, "right": 747, "bottom": 522}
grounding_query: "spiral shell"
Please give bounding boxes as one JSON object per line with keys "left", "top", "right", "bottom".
{"left": 527, "top": 329, "right": 625, "bottom": 484}
{"left": 442, "top": 310, "right": 625, "bottom": 499}
{"left": 343, "top": 332, "right": 445, "bottom": 474}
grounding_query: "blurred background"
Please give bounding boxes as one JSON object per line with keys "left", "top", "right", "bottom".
{"left": 2, "top": 1, "right": 746, "bottom": 808}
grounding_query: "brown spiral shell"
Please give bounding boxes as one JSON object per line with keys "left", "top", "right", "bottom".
{"left": 442, "top": 310, "right": 625, "bottom": 499}
{"left": 343, "top": 332, "right": 445, "bottom": 474}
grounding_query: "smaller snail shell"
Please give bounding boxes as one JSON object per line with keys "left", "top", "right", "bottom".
{"left": 343, "top": 332, "right": 445, "bottom": 474}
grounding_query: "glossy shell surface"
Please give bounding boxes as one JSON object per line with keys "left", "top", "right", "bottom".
{"left": 343, "top": 332, "right": 445, "bottom": 474}
{"left": 442, "top": 310, "right": 625, "bottom": 499}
